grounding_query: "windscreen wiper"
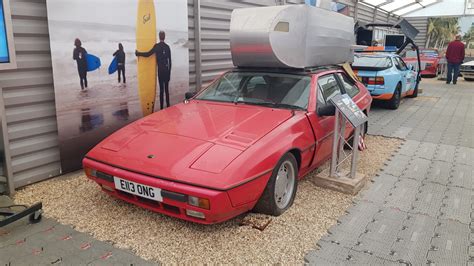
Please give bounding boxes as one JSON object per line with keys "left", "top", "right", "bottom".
{"left": 234, "top": 100, "right": 304, "bottom": 110}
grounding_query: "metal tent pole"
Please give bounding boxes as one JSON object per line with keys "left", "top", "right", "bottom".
{"left": 193, "top": 0, "right": 202, "bottom": 91}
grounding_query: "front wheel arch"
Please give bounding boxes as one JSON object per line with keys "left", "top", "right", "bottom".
{"left": 287, "top": 148, "right": 302, "bottom": 171}
{"left": 253, "top": 152, "right": 299, "bottom": 216}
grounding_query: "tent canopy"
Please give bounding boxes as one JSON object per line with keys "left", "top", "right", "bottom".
{"left": 360, "top": 0, "right": 442, "bottom": 16}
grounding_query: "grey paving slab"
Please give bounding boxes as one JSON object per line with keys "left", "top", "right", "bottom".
{"left": 412, "top": 183, "right": 446, "bottom": 216}
{"left": 304, "top": 241, "right": 351, "bottom": 265}
{"left": 392, "top": 126, "right": 413, "bottom": 139}
{"left": 358, "top": 174, "right": 398, "bottom": 205}
{"left": 406, "top": 131, "right": 429, "bottom": 142}
{"left": 352, "top": 238, "right": 394, "bottom": 261}
{"left": 353, "top": 208, "right": 407, "bottom": 259}
{"left": 425, "top": 160, "right": 452, "bottom": 186}
{"left": 434, "top": 144, "right": 458, "bottom": 163}
{"left": 0, "top": 217, "right": 154, "bottom": 265}
{"left": 391, "top": 214, "right": 438, "bottom": 265}
{"left": 427, "top": 220, "right": 470, "bottom": 265}
{"left": 346, "top": 249, "right": 389, "bottom": 265}
{"left": 397, "top": 140, "right": 421, "bottom": 157}
{"left": 384, "top": 179, "right": 421, "bottom": 212}
{"left": 440, "top": 186, "right": 472, "bottom": 224}
{"left": 323, "top": 201, "right": 380, "bottom": 248}
{"left": 401, "top": 158, "right": 431, "bottom": 181}
{"left": 455, "top": 147, "right": 474, "bottom": 166}
{"left": 415, "top": 142, "right": 438, "bottom": 160}
{"left": 423, "top": 132, "right": 443, "bottom": 144}
{"left": 450, "top": 164, "right": 473, "bottom": 189}
{"left": 381, "top": 154, "right": 411, "bottom": 177}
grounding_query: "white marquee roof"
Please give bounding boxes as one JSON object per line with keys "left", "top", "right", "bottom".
{"left": 359, "top": 0, "right": 472, "bottom": 17}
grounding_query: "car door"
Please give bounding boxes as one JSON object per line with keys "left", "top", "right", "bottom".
{"left": 394, "top": 57, "right": 410, "bottom": 93}
{"left": 306, "top": 73, "right": 343, "bottom": 166}
{"left": 397, "top": 57, "right": 416, "bottom": 92}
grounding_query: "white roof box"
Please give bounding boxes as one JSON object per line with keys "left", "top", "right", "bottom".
{"left": 230, "top": 5, "right": 355, "bottom": 69}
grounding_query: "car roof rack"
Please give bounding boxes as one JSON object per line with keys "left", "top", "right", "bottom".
{"left": 234, "top": 65, "right": 342, "bottom": 74}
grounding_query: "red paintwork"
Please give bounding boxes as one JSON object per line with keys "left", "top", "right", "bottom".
{"left": 404, "top": 50, "right": 441, "bottom": 77}
{"left": 83, "top": 68, "right": 372, "bottom": 224}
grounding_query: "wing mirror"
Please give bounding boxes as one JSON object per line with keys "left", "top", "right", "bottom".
{"left": 317, "top": 104, "right": 336, "bottom": 117}
{"left": 408, "top": 64, "right": 414, "bottom": 71}
{"left": 185, "top": 92, "right": 197, "bottom": 100}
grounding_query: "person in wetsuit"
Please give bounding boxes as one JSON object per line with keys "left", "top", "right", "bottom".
{"left": 73, "top": 38, "right": 88, "bottom": 90}
{"left": 113, "top": 43, "right": 126, "bottom": 83}
{"left": 136, "top": 31, "right": 172, "bottom": 109}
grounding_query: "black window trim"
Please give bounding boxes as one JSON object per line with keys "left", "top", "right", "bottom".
{"left": 334, "top": 71, "right": 360, "bottom": 99}
{"left": 316, "top": 73, "right": 342, "bottom": 105}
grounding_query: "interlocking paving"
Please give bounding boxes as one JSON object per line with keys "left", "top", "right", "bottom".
{"left": 0, "top": 216, "right": 155, "bottom": 265}
{"left": 305, "top": 79, "right": 473, "bottom": 265}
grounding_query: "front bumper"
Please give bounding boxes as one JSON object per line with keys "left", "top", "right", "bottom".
{"left": 460, "top": 71, "right": 474, "bottom": 79}
{"left": 421, "top": 68, "right": 437, "bottom": 76}
{"left": 83, "top": 158, "right": 262, "bottom": 224}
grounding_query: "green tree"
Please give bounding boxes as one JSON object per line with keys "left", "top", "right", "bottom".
{"left": 463, "top": 25, "right": 474, "bottom": 49}
{"left": 426, "top": 17, "right": 460, "bottom": 49}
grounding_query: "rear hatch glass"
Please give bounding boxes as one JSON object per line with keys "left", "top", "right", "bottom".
{"left": 352, "top": 55, "right": 392, "bottom": 71}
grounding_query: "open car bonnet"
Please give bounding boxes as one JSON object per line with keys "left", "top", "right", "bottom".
{"left": 86, "top": 101, "right": 293, "bottom": 188}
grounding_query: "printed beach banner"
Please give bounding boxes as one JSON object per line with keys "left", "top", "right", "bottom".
{"left": 46, "top": 0, "right": 189, "bottom": 172}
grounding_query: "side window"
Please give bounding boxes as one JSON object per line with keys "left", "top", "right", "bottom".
{"left": 317, "top": 84, "right": 325, "bottom": 106}
{"left": 336, "top": 73, "right": 360, "bottom": 98}
{"left": 317, "top": 74, "right": 341, "bottom": 103}
{"left": 398, "top": 58, "right": 408, "bottom": 70}
{"left": 394, "top": 57, "right": 407, "bottom": 71}
{"left": 393, "top": 58, "right": 402, "bottom": 70}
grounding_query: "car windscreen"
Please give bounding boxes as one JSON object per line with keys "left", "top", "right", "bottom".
{"left": 352, "top": 55, "right": 393, "bottom": 71}
{"left": 195, "top": 72, "right": 311, "bottom": 110}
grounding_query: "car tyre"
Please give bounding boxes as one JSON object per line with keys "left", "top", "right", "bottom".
{"left": 387, "top": 83, "right": 401, "bottom": 109}
{"left": 253, "top": 153, "right": 298, "bottom": 216}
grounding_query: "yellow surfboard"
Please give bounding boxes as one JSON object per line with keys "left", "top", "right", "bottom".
{"left": 136, "top": 0, "right": 157, "bottom": 116}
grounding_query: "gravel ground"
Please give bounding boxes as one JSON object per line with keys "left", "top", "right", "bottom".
{"left": 14, "top": 135, "right": 402, "bottom": 264}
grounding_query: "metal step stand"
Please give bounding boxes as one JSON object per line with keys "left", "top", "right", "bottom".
{"left": 313, "top": 94, "right": 369, "bottom": 195}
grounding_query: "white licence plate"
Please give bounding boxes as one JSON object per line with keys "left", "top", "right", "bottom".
{"left": 113, "top": 177, "right": 163, "bottom": 202}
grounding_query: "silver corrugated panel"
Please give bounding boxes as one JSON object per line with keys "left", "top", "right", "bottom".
{"left": 355, "top": 3, "right": 374, "bottom": 23}
{"left": 196, "top": 0, "right": 276, "bottom": 87}
{"left": 0, "top": 0, "right": 60, "bottom": 191}
{"left": 404, "top": 17, "right": 428, "bottom": 48}
{"left": 188, "top": 0, "right": 196, "bottom": 91}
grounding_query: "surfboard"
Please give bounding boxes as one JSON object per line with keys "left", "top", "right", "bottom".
{"left": 86, "top": 54, "right": 101, "bottom": 72}
{"left": 108, "top": 56, "right": 118, "bottom": 75}
{"left": 136, "top": 0, "right": 157, "bottom": 116}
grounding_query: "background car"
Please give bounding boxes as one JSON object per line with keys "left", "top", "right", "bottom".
{"left": 460, "top": 60, "right": 474, "bottom": 81}
{"left": 352, "top": 53, "right": 418, "bottom": 110}
{"left": 83, "top": 66, "right": 372, "bottom": 224}
{"left": 403, "top": 49, "right": 441, "bottom": 78}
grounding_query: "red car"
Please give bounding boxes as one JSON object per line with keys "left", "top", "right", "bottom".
{"left": 404, "top": 49, "right": 441, "bottom": 77}
{"left": 83, "top": 66, "right": 372, "bottom": 224}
